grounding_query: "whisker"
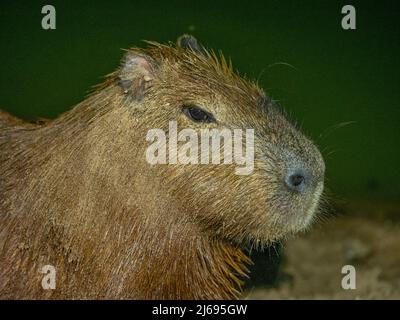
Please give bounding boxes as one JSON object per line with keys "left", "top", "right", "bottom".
{"left": 318, "top": 121, "right": 356, "bottom": 141}
{"left": 266, "top": 62, "right": 299, "bottom": 72}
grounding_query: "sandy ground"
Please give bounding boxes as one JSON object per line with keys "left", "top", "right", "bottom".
{"left": 246, "top": 200, "right": 400, "bottom": 299}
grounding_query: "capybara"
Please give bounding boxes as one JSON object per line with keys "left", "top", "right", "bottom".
{"left": 0, "top": 35, "right": 325, "bottom": 299}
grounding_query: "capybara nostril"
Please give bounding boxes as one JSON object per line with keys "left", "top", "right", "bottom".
{"left": 284, "top": 170, "right": 308, "bottom": 193}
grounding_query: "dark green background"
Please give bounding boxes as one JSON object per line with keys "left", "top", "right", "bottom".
{"left": 0, "top": 0, "right": 399, "bottom": 201}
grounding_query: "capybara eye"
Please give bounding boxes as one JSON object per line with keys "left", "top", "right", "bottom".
{"left": 182, "top": 105, "right": 216, "bottom": 123}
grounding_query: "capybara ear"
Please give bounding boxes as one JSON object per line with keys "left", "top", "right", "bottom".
{"left": 118, "top": 51, "right": 158, "bottom": 101}
{"left": 177, "top": 34, "right": 206, "bottom": 55}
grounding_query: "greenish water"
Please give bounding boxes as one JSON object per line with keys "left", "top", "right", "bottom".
{"left": 0, "top": 0, "right": 399, "bottom": 200}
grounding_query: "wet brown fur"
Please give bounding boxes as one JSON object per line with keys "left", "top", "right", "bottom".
{"left": 0, "top": 38, "right": 324, "bottom": 299}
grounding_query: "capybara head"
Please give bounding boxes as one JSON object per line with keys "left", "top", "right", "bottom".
{"left": 113, "top": 35, "right": 325, "bottom": 247}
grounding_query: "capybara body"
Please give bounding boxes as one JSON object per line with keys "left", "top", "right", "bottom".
{"left": 0, "top": 36, "right": 325, "bottom": 299}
